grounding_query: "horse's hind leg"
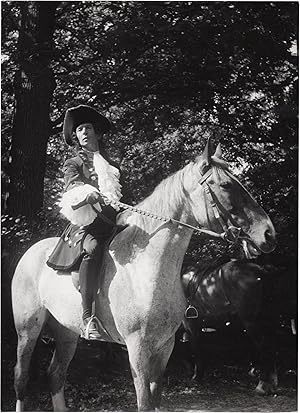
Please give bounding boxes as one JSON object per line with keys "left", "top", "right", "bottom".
{"left": 47, "top": 316, "right": 79, "bottom": 411}
{"left": 150, "top": 336, "right": 175, "bottom": 410}
{"left": 14, "top": 311, "right": 47, "bottom": 411}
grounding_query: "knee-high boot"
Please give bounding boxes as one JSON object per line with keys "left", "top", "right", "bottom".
{"left": 79, "top": 256, "right": 98, "bottom": 322}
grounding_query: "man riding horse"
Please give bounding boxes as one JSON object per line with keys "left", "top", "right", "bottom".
{"left": 12, "top": 134, "right": 276, "bottom": 411}
{"left": 47, "top": 105, "right": 123, "bottom": 340}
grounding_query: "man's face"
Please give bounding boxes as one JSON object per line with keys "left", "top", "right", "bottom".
{"left": 76, "top": 123, "right": 98, "bottom": 150}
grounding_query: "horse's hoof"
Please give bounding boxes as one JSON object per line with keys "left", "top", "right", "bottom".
{"left": 255, "top": 386, "right": 267, "bottom": 396}
{"left": 191, "top": 374, "right": 203, "bottom": 383}
{"left": 255, "top": 382, "right": 277, "bottom": 396}
{"left": 248, "top": 367, "right": 258, "bottom": 378}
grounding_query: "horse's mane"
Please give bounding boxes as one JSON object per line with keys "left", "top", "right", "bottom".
{"left": 117, "top": 156, "right": 229, "bottom": 234}
{"left": 118, "top": 162, "right": 193, "bottom": 233}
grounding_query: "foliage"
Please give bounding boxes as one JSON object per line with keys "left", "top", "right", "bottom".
{"left": 1, "top": 2, "right": 298, "bottom": 280}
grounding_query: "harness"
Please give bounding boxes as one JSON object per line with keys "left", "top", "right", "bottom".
{"left": 105, "top": 167, "right": 248, "bottom": 246}
{"left": 72, "top": 166, "right": 250, "bottom": 328}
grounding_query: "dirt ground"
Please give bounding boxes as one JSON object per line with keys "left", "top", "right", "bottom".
{"left": 1, "top": 333, "right": 297, "bottom": 412}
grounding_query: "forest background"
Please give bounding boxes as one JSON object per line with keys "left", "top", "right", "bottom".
{"left": 1, "top": 1, "right": 298, "bottom": 336}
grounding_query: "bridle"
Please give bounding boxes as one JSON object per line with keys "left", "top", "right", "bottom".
{"left": 74, "top": 166, "right": 250, "bottom": 246}
{"left": 197, "top": 167, "right": 248, "bottom": 245}
{"left": 100, "top": 166, "right": 250, "bottom": 246}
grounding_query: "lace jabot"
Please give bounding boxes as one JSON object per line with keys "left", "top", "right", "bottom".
{"left": 78, "top": 148, "right": 122, "bottom": 207}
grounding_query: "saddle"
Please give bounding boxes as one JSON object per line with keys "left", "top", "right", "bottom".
{"left": 183, "top": 256, "right": 231, "bottom": 300}
{"left": 182, "top": 255, "right": 232, "bottom": 319}
{"left": 47, "top": 221, "right": 127, "bottom": 273}
{"left": 46, "top": 222, "right": 127, "bottom": 341}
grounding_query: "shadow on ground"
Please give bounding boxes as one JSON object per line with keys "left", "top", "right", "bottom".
{"left": 1, "top": 331, "right": 297, "bottom": 412}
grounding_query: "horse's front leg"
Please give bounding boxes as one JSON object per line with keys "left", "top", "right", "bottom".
{"left": 126, "top": 333, "right": 175, "bottom": 411}
{"left": 244, "top": 320, "right": 278, "bottom": 395}
{"left": 255, "top": 340, "right": 278, "bottom": 396}
{"left": 132, "top": 372, "right": 152, "bottom": 412}
{"left": 150, "top": 335, "right": 175, "bottom": 410}
{"left": 126, "top": 334, "right": 153, "bottom": 411}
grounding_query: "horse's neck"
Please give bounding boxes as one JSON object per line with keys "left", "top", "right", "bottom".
{"left": 130, "top": 167, "right": 194, "bottom": 233}
{"left": 117, "top": 166, "right": 197, "bottom": 270}
{"left": 116, "top": 210, "right": 194, "bottom": 280}
{"left": 153, "top": 224, "right": 193, "bottom": 256}
{"left": 135, "top": 198, "right": 194, "bottom": 258}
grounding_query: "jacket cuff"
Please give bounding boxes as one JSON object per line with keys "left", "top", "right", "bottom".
{"left": 59, "top": 184, "right": 101, "bottom": 226}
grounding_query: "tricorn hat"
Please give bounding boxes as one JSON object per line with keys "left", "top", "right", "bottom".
{"left": 63, "top": 105, "right": 111, "bottom": 145}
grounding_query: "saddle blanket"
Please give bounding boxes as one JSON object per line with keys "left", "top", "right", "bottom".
{"left": 46, "top": 223, "right": 86, "bottom": 272}
{"left": 46, "top": 223, "right": 126, "bottom": 272}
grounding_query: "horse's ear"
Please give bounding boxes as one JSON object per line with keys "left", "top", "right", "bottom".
{"left": 214, "top": 143, "right": 223, "bottom": 159}
{"left": 204, "top": 137, "right": 215, "bottom": 160}
{"left": 197, "top": 137, "right": 215, "bottom": 170}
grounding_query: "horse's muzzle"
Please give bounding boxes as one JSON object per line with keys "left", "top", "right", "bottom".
{"left": 259, "top": 226, "right": 277, "bottom": 253}
{"left": 244, "top": 224, "right": 277, "bottom": 256}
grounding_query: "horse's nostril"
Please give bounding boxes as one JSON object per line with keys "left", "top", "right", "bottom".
{"left": 265, "top": 228, "right": 276, "bottom": 244}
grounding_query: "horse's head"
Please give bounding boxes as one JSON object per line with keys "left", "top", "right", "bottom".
{"left": 184, "top": 138, "right": 276, "bottom": 258}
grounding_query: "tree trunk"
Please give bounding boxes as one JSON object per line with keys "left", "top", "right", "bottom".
{"left": 7, "top": 2, "right": 58, "bottom": 217}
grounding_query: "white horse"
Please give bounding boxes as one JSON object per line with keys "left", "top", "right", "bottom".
{"left": 12, "top": 139, "right": 276, "bottom": 411}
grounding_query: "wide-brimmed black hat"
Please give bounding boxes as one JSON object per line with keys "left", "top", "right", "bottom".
{"left": 63, "top": 105, "right": 111, "bottom": 145}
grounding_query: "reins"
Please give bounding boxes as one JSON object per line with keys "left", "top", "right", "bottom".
{"left": 108, "top": 166, "right": 245, "bottom": 245}
{"left": 108, "top": 198, "right": 233, "bottom": 241}
{"left": 73, "top": 166, "right": 246, "bottom": 245}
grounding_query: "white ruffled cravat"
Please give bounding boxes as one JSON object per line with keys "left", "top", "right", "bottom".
{"left": 93, "top": 151, "right": 122, "bottom": 208}
{"left": 59, "top": 150, "right": 123, "bottom": 226}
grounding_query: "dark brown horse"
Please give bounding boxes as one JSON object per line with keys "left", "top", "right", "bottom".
{"left": 181, "top": 258, "right": 282, "bottom": 395}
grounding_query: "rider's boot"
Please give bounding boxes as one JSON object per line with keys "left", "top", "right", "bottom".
{"left": 79, "top": 256, "right": 102, "bottom": 340}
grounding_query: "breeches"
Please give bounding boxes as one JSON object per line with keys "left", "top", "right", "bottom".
{"left": 82, "top": 233, "right": 102, "bottom": 261}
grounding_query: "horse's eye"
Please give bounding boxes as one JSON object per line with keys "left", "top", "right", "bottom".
{"left": 220, "top": 182, "right": 232, "bottom": 189}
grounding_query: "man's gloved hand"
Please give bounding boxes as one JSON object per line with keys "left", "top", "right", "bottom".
{"left": 85, "top": 191, "right": 105, "bottom": 206}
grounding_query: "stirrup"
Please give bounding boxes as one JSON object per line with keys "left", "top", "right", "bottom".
{"left": 82, "top": 315, "right": 102, "bottom": 340}
{"left": 185, "top": 304, "right": 198, "bottom": 319}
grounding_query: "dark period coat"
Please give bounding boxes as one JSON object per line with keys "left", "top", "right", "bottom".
{"left": 47, "top": 149, "right": 119, "bottom": 271}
